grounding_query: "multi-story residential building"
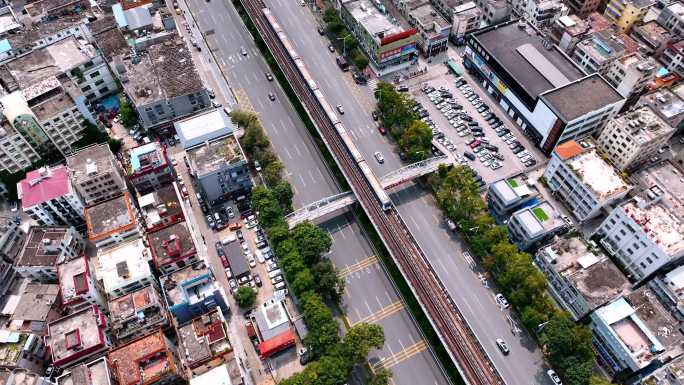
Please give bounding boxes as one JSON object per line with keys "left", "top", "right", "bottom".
{"left": 0, "top": 218, "right": 25, "bottom": 301}
{"left": 55, "top": 357, "right": 117, "bottom": 385}
{"left": 602, "top": 53, "right": 655, "bottom": 108}
{"left": 160, "top": 261, "right": 229, "bottom": 325}
{"left": 57, "top": 254, "right": 107, "bottom": 313}
{"left": 7, "top": 282, "right": 61, "bottom": 333}
{"left": 45, "top": 305, "right": 110, "bottom": 368}
{"left": 650, "top": 264, "right": 684, "bottom": 319}
{"left": 177, "top": 309, "right": 232, "bottom": 376}
{"left": 407, "top": 5, "right": 450, "bottom": 57}
{"left": 487, "top": 174, "right": 540, "bottom": 221}
{"left": 175, "top": 108, "right": 236, "bottom": 149}
{"left": 113, "top": 36, "right": 209, "bottom": 130}
{"left": 465, "top": 21, "right": 625, "bottom": 155}
{"left": 451, "top": 2, "right": 482, "bottom": 44}
{"left": 660, "top": 40, "right": 684, "bottom": 78}
{"left": 84, "top": 192, "right": 140, "bottom": 249}
{"left": 535, "top": 237, "right": 631, "bottom": 320}
{"left": 18, "top": 166, "right": 85, "bottom": 228}
{"left": 656, "top": 1, "right": 684, "bottom": 37}
{"left": 148, "top": 221, "right": 198, "bottom": 275}
{"left": 107, "top": 330, "right": 185, "bottom": 385}
{"left": 0, "top": 332, "right": 47, "bottom": 373}
{"left": 14, "top": 226, "right": 85, "bottom": 283}
{"left": 430, "top": 0, "right": 462, "bottom": 20}
{"left": 564, "top": 0, "right": 601, "bottom": 17}
{"left": 543, "top": 140, "right": 632, "bottom": 221}
{"left": 639, "top": 88, "right": 684, "bottom": 131}
{"left": 340, "top": 0, "right": 419, "bottom": 76}
{"left": 596, "top": 106, "right": 674, "bottom": 171}
{"left": 95, "top": 238, "right": 154, "bottom": 299}
{"left": 571, "top": 30, "right": 639, "bottom": 74}
{"left": 604, "top": 0, "right": 653, "bottom": 33}
{"left": 108, "top": 285, "right": 169, "bottom": 343}
{"left": 66, "top": 143, "right": 126, "bottom": 207}
{"left": 591, "top": 287, "right": 683, "bottom": 376}
{"left": 630, "top": 21, "right": 672, "bottom": 54}
{"left": 474, "top": 0, "right": 510, "bottom": 25}
{"left": 511, "top": 0, "right": 567, "bottom": 28}
{"left": 550, "top": 13, "right": 613, "bottom": 53}
{"left": 595, "top": 176, "right": 684, "bottom": 282}
{"left": 639, "top": 355, "right": 684, "bottom": 385}
{"left": 138, "top": 184, "right": 185, "bottom": 232}
{"left": 126, "top": 141, "right": 173, "bottom": 194}
{"left": 0, "top": 115, "right": 41, "bottom": 174}
{"left": 507, "top": 201, "right": 566, "bottom": 251}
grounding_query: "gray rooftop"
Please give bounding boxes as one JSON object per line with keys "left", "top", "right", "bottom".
{"left": 177, "top": 309, "right": 230, "bottom": 368}
{"left": 344, "top": 0, "right": 403, "bottom": 40}
{"left": 225, "top": 241, "right": 249, "bottom": 277}
{"left": 17, "top": 227, "right": 73, "bottom": 267}
{"left": 175, "top": 108, "right": 235, "bottom": 149}
{"left": 10, "top": 283, "right": 59, "bottom": 325}
{"left": 513, "top": 201, "right": 564, "bottom": 237}
{"left": 56, "top": 357, "right": 112, "bottom": 385}
{"left": 254, "top": 299, "right": 290, "bottom": 341}
{"left": 31, "top": 87, "right": 77, "bottom": 122}
{"left": 473, "top": 21, "right": 585, "bottom": 103}
{"left": 46, "top": 306, "right": 106, "bottom": 365}
{"left": 148, "top": 221, "right": 196, "bottom": 267}
{"left": 540, "top": 74, "right": 624, "bottom": 122}
{"left": 66, "top": 143, "right": 118, "bottom": 186}
{"left": 186, "top": 134, "right": 245, "bottom": 177}
{"left": 161, "top": 261, "right": 213, "bottom": 305}
{"left": 410, "top": 4, "right": 450, "bottom": 30}
{"left": 85, "top": 193, "right": 135, "bottom": 240}
{"left": 490, "top": 175, "right": 537, "bottom": 205}
{"left": 626, "top": 286, "right": 684, "bottom": 354}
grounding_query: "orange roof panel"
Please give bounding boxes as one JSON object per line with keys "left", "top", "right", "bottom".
{"left": 554, "top": 140, "right": 584, "bottom": 160}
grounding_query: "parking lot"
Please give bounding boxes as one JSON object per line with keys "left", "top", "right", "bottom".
{"left": 411, "top": 73, "right": 544, "bottom": 184}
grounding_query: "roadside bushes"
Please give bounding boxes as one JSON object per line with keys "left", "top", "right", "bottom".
{"left": 322, "top": 8, "right": 369, "bottom": 71}
{"left": 428, "top": 164, "right": 601, "bottom": 385}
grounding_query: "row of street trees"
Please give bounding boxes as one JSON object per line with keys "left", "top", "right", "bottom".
{"left": 427, "top": 165, "right": 609, "bottom": 385}
{"left": 322, "top": 9, "right": 369, "bottom": 71}
{"left": 374, "top": 82, "right": 432, "bottom": 162}
{"left": 250, "top": 184, "right": 390, "bottom": 385}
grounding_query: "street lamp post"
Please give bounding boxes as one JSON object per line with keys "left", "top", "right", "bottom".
{"left": 337, "top": 35, "right": 352, "bottom": 57}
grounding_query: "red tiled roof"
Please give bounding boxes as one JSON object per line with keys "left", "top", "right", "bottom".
{"left": 554, "top": 140, "right": 584, "bottom": 160}
{"left": 20, "top": 166, "right": 71, "bottom": 208}
{"left": 258, "top": 329, "right": 295, "bottom": 359}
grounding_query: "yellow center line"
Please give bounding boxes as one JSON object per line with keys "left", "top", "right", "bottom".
{"left": 353, "top": 300, "right": 404, "bottom": 325}
{"left": 337, "top": 255, "right": 378, "bottom": 277}
{"left": 374, "top": 340, "right": 428, "bottom": 370}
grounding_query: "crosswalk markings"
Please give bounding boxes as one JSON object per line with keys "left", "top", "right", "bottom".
{"left": 367, "top": 78, "right": 379, "bottom": 90}
{"left": 337, "top": 255, "right": 378, "bottom": 277}
{"left": 352, "top": 300, "right": 404, "bottom": 325}
{"left": 373, "top": 340, "right": 428, "bottom": 370}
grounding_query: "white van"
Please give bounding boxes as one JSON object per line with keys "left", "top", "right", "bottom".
{"left": 221, "top": 234, "right": 236, "bottom": 245}
{"left": 268, "top": 269, "right": 282, "bottom": 279}
{"left": 255, "top": 250, "right": 265, "bottom": 264}
{"left": 274, "top": 281, "right": 286, "bottom": 290}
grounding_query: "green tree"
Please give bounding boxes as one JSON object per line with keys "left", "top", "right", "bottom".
{"left": 72, "top": 121, "right": 108, "bottom": 150}
{"left": 250, "top": 186, "right": 283, "bottom": 228}
{"left": 272, "top": 181, "right": 294, "bottom": 213}
{"left": 291, "top": 269, "right": 316, "bottom": 296}
{"left": 234, "top": 286, "right": 256, "bottom": 308}
{"left": 119, "top": 97, "right": 137, "bottom": 128}
{"left": 301, "top": 292, "right": 340, "bottom": 357}
{"left": 108, "top": 138, "right": 123, "bottom": 154}
{"left": 589, "top": 375, "right": 613, "bottom": 385}
{"left": 266, "top": 221, "right": 290, "bottom": 247}
{"left": 292, "top": 222, "right": 332, "bottom": 265}
{"left": 374, "top": 82, "right": 416, "bottom": 136}
{"left": 398, "top": 120, "right": 432, "bottom": 162}
{"left": 317, "top": 352, "right": 352, "bottom": 385}
{"left": 341, "top": 323, "right": 384, "bottom": 363}
{"left": 311, "top": 260, "right": 345, "bottom": 301}
{"left": 263, "top": 160, "right": 284, "bottom": 186}
{"left": 369, "top": 368, "right": 393, "bottom": 385}
{"left": 351, "top": 48, "right": 369, "bottom": 70}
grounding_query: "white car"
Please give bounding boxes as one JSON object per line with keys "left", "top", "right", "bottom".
{"left": 248, "top": 257, "right": 256, "bottom": 268}
{"left": 374, "top": 151, "right": 385, "bottom": 164}
{"left": 495, "top": 293, "right": 510, "bottom": 309}
{"left": 547, "top": 370, "right": 562, "bottom": 385}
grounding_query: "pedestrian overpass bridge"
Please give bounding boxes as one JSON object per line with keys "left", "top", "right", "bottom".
{"left": 285, "top": 156, "right": 452, "bottom": 227}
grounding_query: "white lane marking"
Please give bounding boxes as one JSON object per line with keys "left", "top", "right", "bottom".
{"left": 298, "top": 174, "right": 306, "bottom": 187}
{"left": 308, "top": 169, "right": 316, "bottom": 184}
{"left": 284, "top": 147, "right": 292, "bottom": 159}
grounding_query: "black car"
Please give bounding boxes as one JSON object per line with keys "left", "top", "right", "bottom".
{"left": 372, "top": 111, "right": 379, "bottom": 121}
{"left": 471, "top": 126, "right": 483, "bottom": 133}
{"left": 512, "top": 146, "right": 524, "bottom": 154}
{"left": 473, "top": 132, "right": 485, "bottom": 137}
{"left": 317, "top": 26, "right": 325, "bottom": 35}
{"left": 485, "top": 144, "right": 499, "bottom": 152}
{"left": 236, "top": 229, "right": 244, "bottom": 241}
{"left": 256, "top": 241, "right": 268, "bottom": 249}
{"left": 464, "top": 151, "right": 476, "bottom": 161}
{"left": 462, "top": 116, "right": 473, "bottom": 122}
{"left": 398, "top": 85, "right": 409, "bottom": 92}
{"left": 254, "top": 275, "right": 263, "bottom": 287}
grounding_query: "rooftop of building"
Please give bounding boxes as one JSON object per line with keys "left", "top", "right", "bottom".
{"left": 473, "top": 21, "right": 585, "bottom": 102}
{"left": 107, "top": 330, "right": 177, "bottom": 385}
{"left": 402, "top": 0, "right": 430, "bottom": 11}
{"left": 609, "top": 105, "right": 674, "bottom": 144}
{"left": 642, "top": 353, "right": 684, "bottom": 385}
{"left": 343, "top": 0, "right": 404, "bottom": 41}
{"left": 3, "top": 36, "right": 94, "bottom": 89}
{"left": 664, "top": 1, "right": 684, "bottom": 17}
{"left": 31, "top": 86, "right": 76, "bottom": 122}
{"left": 626, "top": 286, "right": 684, "bottom": 357}
{"left": 109, "top": 285, "right": 163, "bottom": 324}
{"left": 410, "top": 4, "right": 450, "bottom": 30}
{"left": 6, "top": 11, "right": 85, "bottom": 50}
{"left": 663, "top": 264, "right": 684, "bottom": 293}
{"left": 9, "top": 283, "right": 60, "bottom": 327}
{"left": 635, "top": 160, "right": 684, "bottom": 218}
{"left": 650, "top": 86, "right": 684, "bottom": 128}
{"left": 186, "top": 134, "right": 245, "bottom": 176}
{"left": 148, "top": 221, "right": 196, "bottom": 267}
{"left": 85, "top": 193, "right": 136, "bottom": 242}
{"left": 174, "top": 108, "right": 235, "bottom": 149}
{"left": 575, "top": 30, "right": 639, "bottom": 64}
{"left": 490, "top": 175, "right": 538, "bottom": 205}
{"left": 0, "top": 369, "right": 52, "bottom": 385}
{"left": 254, "top": 299, "right": 291, "bottom": 341}
{"left": 93, "top": 27, "right": 129, "bottom": 61}
{"left": 0, "top": 331, "right": 32, "bottom": 367}
{"left": 128, "top": 141, "right": 167, "bottom": 175}
{"left": 621, "top": 197, "right": 684, "bottom": 257}
{"left": 57, "top": 256, "right": 90, "bottom": 304}
{"left": 453, "top": 1, "right": 480, "bottom": 15}
{"left": 18, "top": 166, "right": 71, "bottom": 209}
{"left": 177, "top": 309, "right": 230, "bottom": 368}
{"left": 160, "top": 261, "right": 213, "bottom": 306}
{"left": 23, "top": 0, "right": 91, "bottom": 18}
{"left": 16, "top": 226, "right": 74, "bottom": 267}
{"left": 46, "top": 306, "right": 106, "bottom": 365}
{"left": 56, "top": 357, "right": 112, "bottom": 385}
{"left": 96, "top": 238, "right": 151, "bottom": 295}
{"left": 540, "top": 74, "right": 624, "bottom": 122}
{"left": 618, "top": 52, "right": 657, "bottom": 73}
{"left": 66, "top": 143, "right": 117, "bottom": 185}
{"left": 539, "top": 237, "right": 631, "bottom": 310}
{"left": 563, "top": 141, "right": 631, "bottom": 200}
{"left": 115, "top": 36, "right": 204, "bottom": 106}
{"left": 138, "top": 184, "right": 183, "bottom": 230}
{"left": 512, "top": 201, "right": 564, "bottom": 236}
{"left": 632, "top": 20, "right": 670, "bottom": 45}
{"left": 225, "top": 241, "right": 249, "bottom": 277}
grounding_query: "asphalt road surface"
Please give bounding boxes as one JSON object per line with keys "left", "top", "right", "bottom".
{"left": 262, "top": 1, "right": 552, "bottom": 384}
{"left": 180, "top": 0, "right": 451, "bottom": 383}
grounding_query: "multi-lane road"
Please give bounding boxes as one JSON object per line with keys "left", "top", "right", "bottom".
{"left": 178, "top": 0, "right": 451, "bottom": 384}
